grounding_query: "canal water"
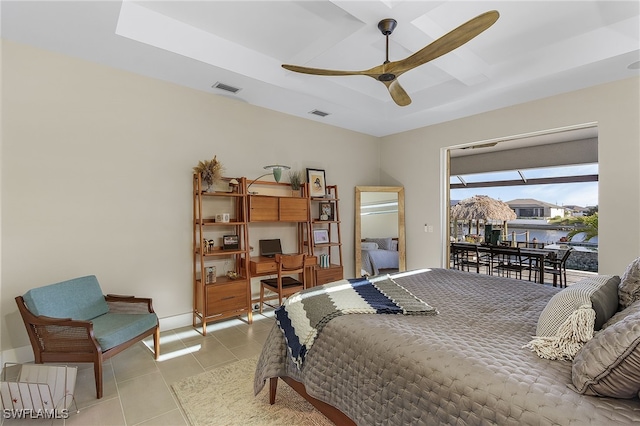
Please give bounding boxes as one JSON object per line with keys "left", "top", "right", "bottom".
{"left": 453, "top": 225, "right": 598, "bottom": 246}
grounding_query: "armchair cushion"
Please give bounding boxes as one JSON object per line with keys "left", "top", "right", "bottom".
{"left": 22, "top": 275, "right": 109, "bottom": 320}
{"left": 91, "top": 313, "right": 158, "bottom": 351}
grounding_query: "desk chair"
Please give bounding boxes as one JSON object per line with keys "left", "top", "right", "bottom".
{"left": 259, "top": 253, "right": 306, "bottom": 313}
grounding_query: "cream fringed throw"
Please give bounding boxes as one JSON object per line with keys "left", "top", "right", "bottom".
{"left": 524, "top": 304, "right": 595, "bottom": 360}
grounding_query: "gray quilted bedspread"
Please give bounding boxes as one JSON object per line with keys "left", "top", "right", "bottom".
{"left": 254, "top": 268, "right": 640, "bottom": 425}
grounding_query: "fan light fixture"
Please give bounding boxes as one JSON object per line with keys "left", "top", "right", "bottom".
{"left": 282, "top": 10, "right": 499, "bottom": 106}
{"left": 247, "top": 164, "right": 291, "bottom": 194}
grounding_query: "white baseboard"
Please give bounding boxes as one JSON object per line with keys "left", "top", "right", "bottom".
{"left": 1, "top": 312, "right": 194, "bottom": 366}
{"left": 1, "top": 345, "right": 35, "bottom": 365}
{"left": 158, "top": 312, "right": 193, "bottom": 331}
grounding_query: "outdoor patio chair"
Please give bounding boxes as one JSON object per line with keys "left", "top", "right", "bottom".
{"left": 451, "top": 243, "right": 489, "bottom": 273}
{"left": 490, "top": 246, "right": 531, "bottom": 280}
{"left": 544, "top": 248, "right": 573, "bottom": 287}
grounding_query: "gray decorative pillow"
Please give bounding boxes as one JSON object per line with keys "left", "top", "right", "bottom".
{"left": 571, "top": 301, "right": 640, "bottom": 398}
{"left": 619, "top": 257, "right": 640, "bottom": 309}
{"left": 365, "top": 237, "right": 392, "bottom": 251}
{"left": 602, "top": 300, "right": 640, "bottom": 330}
{"left": 536, "top": 275, "right": 620, "bottom": 336}
{"left": 589, "top": 275, "right": 621, "bottom": 330}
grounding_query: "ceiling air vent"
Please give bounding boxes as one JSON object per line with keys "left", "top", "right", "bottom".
{"left": 309, "top": 109, "right": 330, "bottom": 117}
{"left": 212, "top": 82, "right": 241, "bottom": 94}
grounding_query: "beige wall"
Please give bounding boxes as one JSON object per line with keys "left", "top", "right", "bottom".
{"left": 381, "top": 76, "right": 640, "bottom": 275}
{"left": 2, "top": 39, "right": 639, "bottom": 358}
{"left": 0, "top": 40, "right": 379, "bottom": 355}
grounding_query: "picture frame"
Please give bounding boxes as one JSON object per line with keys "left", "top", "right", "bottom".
{"left": 223, "top": 235, "right": 239, "bottom": 250}
{"left": 216, "top": 213, "right": 230, "bottom": 223}
{"left": 313, "top": 229, "right": 330, "bottom": 244}
{"left": 319, "top": 202, "right": 334, "bottom": 221}
{"left": 306, "top": 168, "right": 326, "bottom": 197}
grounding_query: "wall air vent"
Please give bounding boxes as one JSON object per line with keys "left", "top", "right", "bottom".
{"left": 212, "top": 82, "right": 241, "bottom": 94}
{"left": 309, "top": 109, "right": 330, "bottom": 117}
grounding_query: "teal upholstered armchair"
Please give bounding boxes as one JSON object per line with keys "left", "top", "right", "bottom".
{"left": 15, "top": 275, "right": 160, "bottom": 398}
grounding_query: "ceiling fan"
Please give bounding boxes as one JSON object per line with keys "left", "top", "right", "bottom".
{"left": 282, "top": 10, "right": 499, "bottom": 107}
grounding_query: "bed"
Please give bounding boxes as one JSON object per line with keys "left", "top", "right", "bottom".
{"left": 254, "top": 267, "right": 640, "bottom": 425}
{"left": 360, "top": 237, "right": 399, "bottom": 275}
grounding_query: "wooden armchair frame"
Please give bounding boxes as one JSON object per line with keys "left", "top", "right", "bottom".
{"left": 16, "top": 294, "right": 160, "bottom": 399}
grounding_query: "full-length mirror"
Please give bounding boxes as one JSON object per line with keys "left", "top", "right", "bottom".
{"left": 355, "top": 186, "right": 406, "bottom": 277}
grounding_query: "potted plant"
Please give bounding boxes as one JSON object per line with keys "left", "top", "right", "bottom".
{"left": 193, "top": 155, "right": 223, "bottom": 192}
{"left": 289, "top": 170, "right": 303, "bottom": 196}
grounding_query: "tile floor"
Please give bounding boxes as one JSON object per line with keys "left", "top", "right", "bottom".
{"left": 1, "top": 311, "right": 276, "bottom": 426}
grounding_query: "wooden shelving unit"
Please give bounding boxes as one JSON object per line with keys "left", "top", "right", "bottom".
{"left": 304, "top": 184, "right": 344, "bottom": 285}
{"left": 192, "top": 174, "right": 252, "bottom": 335}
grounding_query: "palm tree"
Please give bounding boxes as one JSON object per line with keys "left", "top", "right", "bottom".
{"left": 549, "top": 213, "right": 598, "bottom": 241}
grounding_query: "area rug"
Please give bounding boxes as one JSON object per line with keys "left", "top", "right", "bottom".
{"left": 172, "top": 357, "right": 332, "bottom": 426}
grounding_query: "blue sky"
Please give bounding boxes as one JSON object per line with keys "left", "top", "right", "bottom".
{"left": 450, "top": 164, "right": 598, "bottom": 208}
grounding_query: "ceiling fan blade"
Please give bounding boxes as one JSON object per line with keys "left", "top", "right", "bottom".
{"left": 383, "top": 80, "right": 412, "bottom": 106}
{"left": 391, "top": 10, "right": 499, "bottom": 75}
{"left": 282, "top": 64, "right": 364, "bottom": 77}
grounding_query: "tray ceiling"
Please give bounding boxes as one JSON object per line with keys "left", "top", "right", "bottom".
{"left": 2, "top": 1, "right": 639, "bottom": 137}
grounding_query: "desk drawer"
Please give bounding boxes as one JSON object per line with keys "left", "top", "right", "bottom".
{"left": 251, "top": 259, "right": 277, "bottom": 275}
{"left": 205, "top": 280, "right": 248, "bottom": 316}
{"left": 316, "top": 265, "right": 343, "bottom": 285}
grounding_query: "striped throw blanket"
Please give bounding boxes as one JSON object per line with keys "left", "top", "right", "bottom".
{"left": 275, "top": 275, "right": 438, "bottom": 368}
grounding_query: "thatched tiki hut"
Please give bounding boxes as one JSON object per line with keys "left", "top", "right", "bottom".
{"left": 451, "top": 195, "right": 517, "bottom": 243}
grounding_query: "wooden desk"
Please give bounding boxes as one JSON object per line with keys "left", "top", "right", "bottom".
{"left": 247, "top": 255, "right": 318, "bottom": 287}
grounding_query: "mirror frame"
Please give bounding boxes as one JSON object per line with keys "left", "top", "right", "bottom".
{"left": 355, "top": 186, "right": 406, "bottom": 277}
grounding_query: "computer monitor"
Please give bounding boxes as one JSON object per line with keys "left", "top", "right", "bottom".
{"left": 259, "top": 239, "right": 282, "bottom": 258}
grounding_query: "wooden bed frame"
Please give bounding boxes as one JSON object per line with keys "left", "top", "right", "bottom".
{"left": 270, "top": 376, "right": 356, "bottom": 425}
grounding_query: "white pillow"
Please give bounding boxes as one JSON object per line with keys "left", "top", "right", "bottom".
{"left": 361, "top": 242, "right": 378, "bottom": 250}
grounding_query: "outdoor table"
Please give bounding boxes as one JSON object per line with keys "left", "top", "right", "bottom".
{"left": 451, "top": 242, "right": 553, "bottom": 284}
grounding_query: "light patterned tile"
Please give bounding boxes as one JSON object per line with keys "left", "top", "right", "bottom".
{"left": 2, "top": 318, "right": 269, "bottom": 425}
{"left": 135, "top": 408, "right": 188, "bottom": 426}
{"left": 72, "top": 362, "right": 118, "bottom": 409}
{"left": 155, "top": 353, "right": 204, "bottom": 385}
{"left": 228, "top": 341, "right": 264, "bottom": 360}
{"left": 111, "top": 343, "right": 159, "bottom": 383}
{"left": 64, "top": 397, "right": 125, "bottom": 426}
{"left": 212, "top": 326, "right": 255, "bottom": 349}
{"left": 191, "top": 337, "right": 237, "bottom": 369}
{"left": 118, "top": 371, "right": 177, "bottom": 425}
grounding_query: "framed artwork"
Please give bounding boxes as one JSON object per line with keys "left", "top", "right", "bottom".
{"left": 223, "top": 235, "right": 239, "bottom": 250}
{"left": 307, "top": 168, "right": 326, "bottom": 197}
{"left": 319, "top": 202, "right": 334, "bottom": 221}
{"left": 313, "top": 229, "right": 330, "bottom": 244}
{"left": 215, "top": 213, "right": 230, "bottom": 223}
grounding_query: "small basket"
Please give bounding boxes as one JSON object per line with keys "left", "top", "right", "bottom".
{"left": 1, "top": 363, "right": 79, "bottom": 417}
